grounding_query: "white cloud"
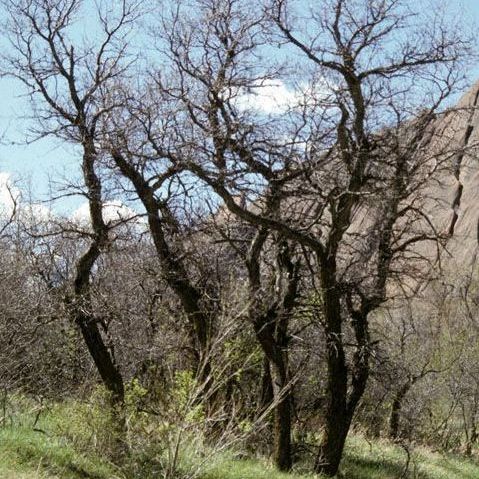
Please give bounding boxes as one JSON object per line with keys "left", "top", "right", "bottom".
{"left": 0, "top": 172, "right": 53, "bottom": 226}
{"left": 0, "top": 171, "right": 144, "bottom": 238}
{"left": 233, "top": 78, "right": 334, "bottom": 116}
{"left": 0, "top": 172, "right": 20, "bottom": 218}
{"left": 71, "top": 200, "right": 140, "bottom": 227}
{"left": 19, "top": 202, "right": 52, "bottom": 224}
{"left": 235, "top": 79, "right": 300, "bottom": 114}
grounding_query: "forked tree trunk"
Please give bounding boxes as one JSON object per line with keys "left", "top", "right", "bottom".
{"left": 315, "top": 348, "right": 369, "bottom": 477}
{"left": 246, "top": 231, "right": 299, "bottom": 471}
{"left": 254, "top": 317, "right": 293, "bottom": 471}
{"left": 314, "top": 269, "right": 370, "bottom": 477}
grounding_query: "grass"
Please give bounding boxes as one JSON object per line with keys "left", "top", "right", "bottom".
{"left": 0, "top": 427, "right": 119, "bottom": 479}
{"left": 1, "top": 396, "right": 479, "bottom": 478}
{"left": 341, "top": 434, "right": 479, "bottom": 479}
{"left": 201, "top": 435, "right": 479, "bottom": 479}
{"left": 201, "top": 454, "right": 316, "bottom": 479}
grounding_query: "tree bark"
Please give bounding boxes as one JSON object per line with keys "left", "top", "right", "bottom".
{"left": 260, "top": 356, "right": 274, "bottom": 412}
{"left": 254, "top": 320, "right": 293, "bottom": 471}
{"left": 110, "top": 151, "right": 214, "bottom": 396}
{"left": 314, "top": 318, "right": 349, "bottom": 474}
{"left": 74, "top": 302, "right": 125, "bottom": 404}
{"left": 70, "top": 147, "right": 125, "bottom": 405}
{"left": 314, "top": 266, "right": 370, "bottom": 477}
{"left": 247, "top": 233, "right": 298, "bottom": 472}
{"left": 389, "top": 383, "right": 411, "bottom": 440}
{"left": 271, "top": 359, "right": 292, "bottom": 471}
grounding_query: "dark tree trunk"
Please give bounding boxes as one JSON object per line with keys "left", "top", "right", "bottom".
{"left": 254, "top": 315, "right": 293, "bottom": 471}
{"left": 76, "top": 315, "right": 124, "bottom": 402}
{"left": 314, "top": 325, "right": 349, "bottom": 476}
{"left": 70, "top": 146, "right": 125, "bottom": 406}
{"left": 389, "top": 383, "right": 411, "bottom": 440}
{"left": 270, "top": 357, "right": 293, "bottom": 471}
{"left": 314, "top": 332, "right": 370, "bottom": 476}
{"left": 315, "top": 265, "right": 348, "bottom": 476}
{"left": 260, "top": 356, "right": 274, "bottom": 412}
{"left": 316, "top": 415, "right": 351, "bottom": 477}
{"left": 314, "top": 266, "right": 370, "bottom": 477}
{"left": 74, "top": 306, "right": 124, "bottom": 404}
{"left": 111, "top": 151, "right": 214, "bottom": 392}
{"left": 246, "top": 234, "right": 299, "bottom": 472}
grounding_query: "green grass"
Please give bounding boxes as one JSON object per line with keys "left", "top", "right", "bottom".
{"left": 2, "top": 429, "right": 479, "bottom": 479}
{"left": 341, "top": 434, "right": 479, "bottom": 479}
{"left": 1, "top": 396, "right": 479, "bottom": 479}
{"left": 200, "top": 435, "right": 479, "bottom": 479}
{"left": 0, "top": 426, "right": 119, "bottom": 479}
{"left": 201, "top": 454, "right": 316, "bottom": 479}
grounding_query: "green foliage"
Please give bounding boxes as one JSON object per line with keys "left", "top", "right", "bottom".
{"left": 171, "top": 370, "right": 204, "bottom": 424}
{"left": 44, "top": 388, "right": 121, "bottom": 458}
{"left": 123, "top": 370, "right": 209, "bottom": 478}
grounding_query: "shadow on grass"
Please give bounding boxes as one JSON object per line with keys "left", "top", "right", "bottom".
{"left": 425, "top": 456, "right": 479, "bottom": 479}
{"left": 342, "top": 455, "right": 408, "bottom": 479}
{"left": 344, "top": 453, "right": 479, "bottom": 479}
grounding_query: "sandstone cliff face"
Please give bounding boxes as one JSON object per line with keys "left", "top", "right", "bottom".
{"left": 206, "top": 82, "right": 479, "bottom": 294}
{"left": 431, "top": 82, "right": 479, "bottom": 275}
{"left": 325, "top": 82, "right": 479, "bottom": 298}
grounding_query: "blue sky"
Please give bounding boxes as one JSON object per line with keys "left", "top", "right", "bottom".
{"left": 0, "top": 0, "right": 478, "bottom": 214}
{"left": 0, "top": 77, "right": 82, "bottom": 213}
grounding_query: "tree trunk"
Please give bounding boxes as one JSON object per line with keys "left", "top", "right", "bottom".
{"left": 72, "top": 298, "right": 127, "bottom": 460}
{"left": 260, "top": 356, "right": 273, "bottom": 412}
{"left": 315, "top": 343, "right": 370, "bottom": 476}
{"left": 254, "top": 319, "right": 293, "bottom": 471}
{"left": 314, "top": 268, "right": 370, "bottom": 477}
{"left": 314, "top": 334, "right": 350, "bottom": 476}
{"left": 258, "top": 355, "right": 291, "bottom": 469}
{"left": 111, "top": 152, "right": 214, "bottom": 393}
{"left": 389, "top": 383, "right": 410, "bottom": 441}
{"left": 314, "top": 264, "right": 348, "bottom": 476}
{"left": 75, "top": 308, "right": 124, "bottom": 404}
{"left": 71, "top": 246, "right": 125, "bottom": 406}
{"left": 270, "top": 359, "right": 293, "bottom": 471}
{"left": 246, "top": 232, "right": 298, "bottom": 471}
{"left": 71, "top": 146, "right": 125, "bottom": 406}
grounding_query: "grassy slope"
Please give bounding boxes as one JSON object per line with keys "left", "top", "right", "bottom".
{"left": 203, "top": 435, "right": 479, "bottom": 479}
{"left": 1, "top": 423, "right": 479, "bottom": 478}
{"left": 0, "top": 427, "right": 119, "bottom": 479}
{"left": 341, "top": 435, "right": 479, "bottom": 479}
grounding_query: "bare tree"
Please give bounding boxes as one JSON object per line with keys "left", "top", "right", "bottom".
{"left": 104, "top": 110, "right": 221, "bottom": 402}
{"left": 1, "top": 0, "right": 142, "bottom": 405}
{"left": 267, "top": 0, "right": 471, "bottom": 472}
{"left": 211, "top": 208, "right": 302, "bottom": 469}
{"left": 0, "top": 0, "right": 476, "bottom": 475}
{"left": 140, "top": 0, "right": 473, "bottom": 474}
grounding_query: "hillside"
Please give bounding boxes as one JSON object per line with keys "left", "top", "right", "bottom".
{"left": 1, "top": 418, "right": 479, "bottom": 479}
